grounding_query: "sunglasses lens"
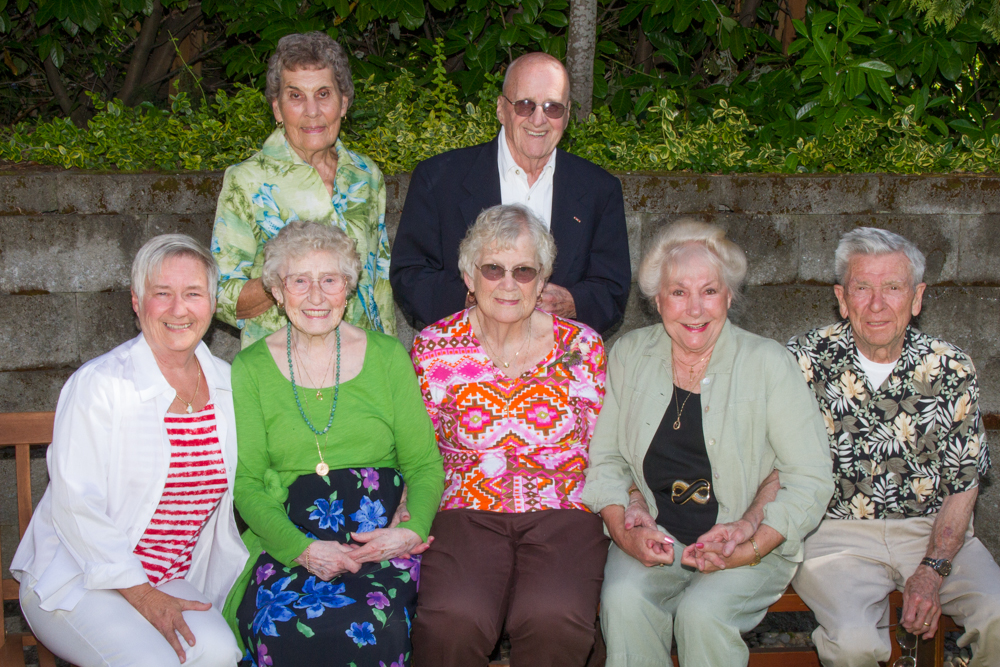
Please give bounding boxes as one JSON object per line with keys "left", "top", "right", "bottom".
{"left": 480, "top": 264, "right": 505, "bottom": 280}
{"left": 895, "top": 627, "right": 917, "bottom": 650}
{"left": 512, "top": 267, "right": 538, "bottom": 283}
{"left": 513, "top": 100, "right": 536, "bottom": 116}
{"left": 543, "top": 102, "right": 567, "bottom": 118}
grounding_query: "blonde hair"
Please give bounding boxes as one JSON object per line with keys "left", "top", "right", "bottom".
{"left": 638, "top": 219, "right": 747, "bottom": 301}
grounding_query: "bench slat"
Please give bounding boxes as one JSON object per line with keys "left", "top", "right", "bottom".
{"left": 0, "top": 412, "right": 55, "bottom": 446}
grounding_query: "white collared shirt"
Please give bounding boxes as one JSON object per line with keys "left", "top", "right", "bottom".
{"left": 497, "top": 126, "right": 556, "bottom": 228}
{"left": 10, "top": 334, "right": 248, "bottom": 612}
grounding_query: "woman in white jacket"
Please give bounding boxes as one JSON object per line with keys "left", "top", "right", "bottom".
{"left": 11, "top": 234, "right": 249, "bottom": 667}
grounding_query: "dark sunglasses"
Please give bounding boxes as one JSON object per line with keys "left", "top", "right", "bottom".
{"left": 476, "top": 263, "right": 540, "bottom": 283}
{"left": 502, "top": 95, "right": 568, "bottom": 119}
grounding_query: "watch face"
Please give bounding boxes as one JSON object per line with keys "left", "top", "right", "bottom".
{"left": 938, "top": 560, "right": 952, "bottom": 576}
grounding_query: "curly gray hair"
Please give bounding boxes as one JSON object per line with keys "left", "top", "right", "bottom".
{"left": 834, "top": 227, "right": 926, "bottom": 286}
{"left": 265, "top": 32, "right": 354, "bottom": 109}
{"left": 131, "top": 234, "right": 218, "bottom": 305}
{"left": 458, "top": 204, "right": 556, "bottom": 283}
{"left": 262, "top": 221, "right": 361, "bottom": 294}
{"left": 638, "top": 219, "right": 747, "bottom": 303}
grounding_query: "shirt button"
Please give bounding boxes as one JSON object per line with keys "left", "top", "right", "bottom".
{"left": 515, "top": 169, "right": 520, "bottom": 175}
{"left": 709, "top": 439, "right": 716, "bottom": 446}
{"left": 702, "top": 377, "right": 711, "bottom": 384}
{"left": 714, "top": 473, "right": 720, "bottom": 479}
{"left": 527, "top": 195, "right": 531, "bottom": 200}
{"left": 704, "top": 406, "right": 710, "bottom": 413}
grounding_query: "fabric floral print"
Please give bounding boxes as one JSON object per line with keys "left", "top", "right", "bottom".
{"left": 235, "top": 468, "right": 417, "bottom": 666}
{"left": 788, "top": 321, "right": 990, "bottom": 520}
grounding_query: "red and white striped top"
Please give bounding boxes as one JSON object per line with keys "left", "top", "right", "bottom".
{"left": 133, "top": 404, "right": 228, "bottom": 586}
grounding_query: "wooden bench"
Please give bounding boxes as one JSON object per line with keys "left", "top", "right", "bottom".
{"left": 1, "top": 411, "right": 59, "bottom": 667}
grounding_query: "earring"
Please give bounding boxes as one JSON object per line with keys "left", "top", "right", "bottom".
{"left": 276, "top": 120, "right": 284, "bottom": 128}
{"left": 467, "top": 290, "right": 477, "bottom": 305}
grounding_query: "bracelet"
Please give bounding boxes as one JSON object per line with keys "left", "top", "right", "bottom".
{"left": 749, "top": 537, "right": 762, "bottom": 567}
{"left": 303, "top": 543, "right": 312, "bottom": 572}
{"left": 627, "top": 485, "right": 641, "bottom": 497}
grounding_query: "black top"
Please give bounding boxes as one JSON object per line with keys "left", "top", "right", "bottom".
{"left": 642, "top": 385, "right": 718, "bottom": 546}
{"left": 388, "top": 137, "right": 631, "bottom": 334}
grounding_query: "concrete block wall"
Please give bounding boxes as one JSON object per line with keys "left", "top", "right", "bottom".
{"left": 1, "top": 171, "right": 998, "bottom": 577}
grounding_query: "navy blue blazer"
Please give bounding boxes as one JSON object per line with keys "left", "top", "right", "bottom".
{"left": 389, "top": 137, "right": 631, "bottom": 335}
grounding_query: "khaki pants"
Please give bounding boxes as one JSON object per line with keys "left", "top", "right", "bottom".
{"left": 793, "top": 516, "right": 1000, "bottom": 667}
{"left": 600, "top": 541, "right": 797, "bottom": 667}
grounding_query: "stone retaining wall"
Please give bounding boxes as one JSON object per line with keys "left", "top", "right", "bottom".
{"left": 1, "top": 170, "right": 998, "bottom": 573}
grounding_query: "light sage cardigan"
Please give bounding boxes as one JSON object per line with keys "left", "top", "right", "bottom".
{"left": 582, "top": 319, "right": 834, "bottom": 561}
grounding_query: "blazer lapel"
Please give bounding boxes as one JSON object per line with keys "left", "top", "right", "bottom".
{"left": 550, "top": 149, "right": 588, "bottom": 279}
{"left": 460, "top": 137, "right": 502, "bottom": 226}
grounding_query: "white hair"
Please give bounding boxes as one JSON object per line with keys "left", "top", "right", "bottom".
{"left": 262, "top": 221, "right": 361, "bottom": 293}
{"left": 458, "top": 204, "right": 556, "bottom": 282}
{"left": 131, "top": 234, "right": 218, "bottom": 305}
{"left": 835, "top": 227, "right": 926, "bottom": 285}
{"left": 638, "top": 219, "right": 747, "bottom": 302}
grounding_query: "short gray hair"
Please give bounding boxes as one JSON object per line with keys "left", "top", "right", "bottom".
{"left": 262, "top": 221, "right": 361, "bottom": 293}
{"left": 131, "top": 234, "right": 219, "bottom": 305}
{"left": 638, "top": 219, "right": 747, "bottom": 302}
{"left": 835, "top": 227, "right": 926, "bottom": 286}
{"left": 458, "top": 205, "right": 556, "bottom": 282}
{"left": 266, "top": 32, "right": 354, "bottom": 109}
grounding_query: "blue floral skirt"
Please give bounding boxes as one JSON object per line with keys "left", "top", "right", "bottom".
{"left": 236, "top": 467, "right": 420, "bottom": 667}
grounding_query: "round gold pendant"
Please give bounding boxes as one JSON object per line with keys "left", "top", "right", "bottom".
{"left": 672, "top": 420, "right": 681, "bottom": 430}
{"left": 316, "top": 462, "right": 330, "bottom": 476}
{"left": 316, "top": 390, "right": 323, "bottom": 400}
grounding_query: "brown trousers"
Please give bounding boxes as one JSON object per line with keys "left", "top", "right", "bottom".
{"left": 412, "top": 508, "right": 610, "bottom": 667}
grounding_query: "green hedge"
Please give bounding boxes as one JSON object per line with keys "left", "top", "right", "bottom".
{"left": 2, "top": 55, "right": 999, "bottom": 174}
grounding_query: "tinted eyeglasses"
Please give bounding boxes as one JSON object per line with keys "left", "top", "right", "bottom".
{"left": 476, "top": 263, "right": 540, "bottom": 283}
{"left": 502, "top": 95, "right": 568, "bottom": 119}
{"left": 282, "top": 273, "right": 348, "bottom": 295}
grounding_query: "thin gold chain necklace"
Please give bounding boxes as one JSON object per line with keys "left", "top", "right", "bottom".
{"left": 176, "top": 363, "right": 202, "bottom": 414}
{"left": 293, "top": 338, "right": 336, "bottom": 401}
{"left": 476, "top": 310, "right": 532, "bottom": 371}
{"left": 671, "top": 353, "right": 709, "bottom": 429}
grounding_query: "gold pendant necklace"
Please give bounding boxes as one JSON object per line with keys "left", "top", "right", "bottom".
{"left": 477, "top": 311, "right": 532, "bottom": 370}
{"left": 671, "top": 353, "right": 710, "bottom": 429}
{"left": 177, "top": 363, "right": 202, "bottom": 414}
{"left": 672, "top": 388, "right": 693, "bottom": 430}
{"left": 294, "top": 339, "right": 336, "bottom": 401}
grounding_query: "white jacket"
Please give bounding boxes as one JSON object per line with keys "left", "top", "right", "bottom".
{"left": 11, "top": 334, "right": 249, "bottom": 612}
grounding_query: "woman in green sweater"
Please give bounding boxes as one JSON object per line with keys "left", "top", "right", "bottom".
{"left": 223, "top": 221, "right": 444, "bottom": 667}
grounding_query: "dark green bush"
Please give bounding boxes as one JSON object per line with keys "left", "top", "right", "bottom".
{"left": 2, "top": 46, "right": 998, "bottom": 174}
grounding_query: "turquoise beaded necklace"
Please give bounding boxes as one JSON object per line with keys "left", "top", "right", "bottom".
{"left": 287, "top": 324, "right": 341, "bottom": 476}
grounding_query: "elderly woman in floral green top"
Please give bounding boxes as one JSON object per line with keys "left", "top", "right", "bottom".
{"left": 212, "top": 31, "right": 394, "bottom": 347}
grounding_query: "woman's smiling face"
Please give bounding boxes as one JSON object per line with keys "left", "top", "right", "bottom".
{"left": 655, "top": 245, "right": 732, "bottom": 358}
{"left": 272, "top": 67, "right": 347, "bottom": 159}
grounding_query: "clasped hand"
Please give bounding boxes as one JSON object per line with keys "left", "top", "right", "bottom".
{"left": 681, "top": 519, "right": 755, "bottom": 573}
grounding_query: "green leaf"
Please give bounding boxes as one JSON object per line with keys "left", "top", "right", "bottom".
{"left": 372, "top": 608, "right": 388, "bottom": 626}
{"left": 539, "top": 9, "right": 567, "bottom": 27}
{"left": 854, "top": 60, "right": 894, "bottom": 75}
{"left": 866, "top": 70, "right": 892, "bottom": 103}
{"left": 948, "top": 119, "right": 980, "bottom": 135}
{"left": 296, "top": 620, "right": 315, "bottom": 638}
{"left": 795, "top": 100, "right": 818, "bottom": 120}
{"left": 938, "top": 54, "right": 962, "bottom": 82}
{"left": 926, "top": 115, "right": 949, "bottom": 136}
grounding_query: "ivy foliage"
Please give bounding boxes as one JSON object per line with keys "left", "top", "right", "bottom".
{"left": 3, "top": 43, "right": 999, "bottom": 174}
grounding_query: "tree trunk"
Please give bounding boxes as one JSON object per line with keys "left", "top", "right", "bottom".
{"left": 139, "top": 5, "right": 203, "bottom": 93}
{"left": 739, "top": 0, "right": 764, "bottom": 27}
{"left": 635, "top": 21, "right": 653, "bottom": 74}
{"left": 566, "top": 0, "right": 597, "bottom": 120}
{"left": 780, "top": 0, "right": 807, "bottom": 53}
{"left": 117, "top": 0, "right": 164, "bottom": 105}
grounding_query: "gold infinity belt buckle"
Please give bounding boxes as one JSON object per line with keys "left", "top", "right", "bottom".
{"left": 671, "top": 479, "right": 712, "bottom": 505}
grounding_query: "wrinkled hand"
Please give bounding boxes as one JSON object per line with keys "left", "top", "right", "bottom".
{"left": 389, "top": 486, "right": 410, "bottom": 528}
{"left": 538, "top": 283, "right": 576, "bottom": 318}
{"left": 119, "top": 583, "right": 211, "bottom": 664}
{"left": 681, "top": 520, "right": 755, "bottom": 572}
{"left": 616, "top": 525, "right": 675, "bottom": 567}
{"left": 295, "top": 540, "right": 361, "bottom": 581}
{"left": 623, "top": 497, "right": 657, "bottom": 531}
{"left": 351, "top": 527, "right": 431, "bottom": 564}
{"left": 902, "top": 566, "right": 943, "bottom": 639}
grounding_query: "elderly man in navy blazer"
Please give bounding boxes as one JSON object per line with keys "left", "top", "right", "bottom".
{"left": 390, "top": 52, "right": 631, "bottom": 335}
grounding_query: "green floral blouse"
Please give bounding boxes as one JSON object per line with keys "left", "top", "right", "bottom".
{"left": 211, "top": 127, "right": 395, "bottom": 347}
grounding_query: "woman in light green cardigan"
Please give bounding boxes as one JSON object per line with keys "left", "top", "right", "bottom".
{"left": 224, "top": 221, "right": 443, "bottom": 666}
{"left": 582, "top": 220, "right": 833, "bottom": 667}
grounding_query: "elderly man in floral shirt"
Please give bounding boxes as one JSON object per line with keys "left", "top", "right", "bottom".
{"left": 786, "top": 227, "right": 998, "bottom": 667}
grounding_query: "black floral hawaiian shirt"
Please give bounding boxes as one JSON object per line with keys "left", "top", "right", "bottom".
{"left": 787, "top": 321, "right": 990, "bottom": 520}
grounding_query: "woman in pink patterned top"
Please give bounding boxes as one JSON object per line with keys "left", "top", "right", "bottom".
{"left": 409, "top": 204, "right": 610, "bottom": 667}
